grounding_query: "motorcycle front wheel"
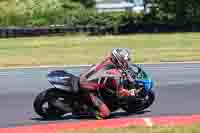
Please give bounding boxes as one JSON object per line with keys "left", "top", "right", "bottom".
{"left": 122, "top": 90, "right": 155, "bottom": 114}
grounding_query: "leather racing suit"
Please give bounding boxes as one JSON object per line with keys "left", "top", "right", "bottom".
{"left": 79, "top": 56, "right": 134, "bottom": 118}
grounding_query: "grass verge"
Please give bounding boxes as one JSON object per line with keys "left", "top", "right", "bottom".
{"left": 59, "top": 124, "right": 200, "bottom": 133}
{"left": 0, "top": 33, "right": 200, "bottom": 67}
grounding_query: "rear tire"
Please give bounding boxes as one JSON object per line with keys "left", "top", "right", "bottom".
{"left": 33, "top": 88, "right": 72, "bottom": 119}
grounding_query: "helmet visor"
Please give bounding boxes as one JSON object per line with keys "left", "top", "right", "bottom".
{"left": 123, "top": 53, "right": 131, "bottom": 61}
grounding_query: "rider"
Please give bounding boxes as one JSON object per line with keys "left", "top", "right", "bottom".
{"left": 78, "top": 48, "right": 136, "bottom": 119}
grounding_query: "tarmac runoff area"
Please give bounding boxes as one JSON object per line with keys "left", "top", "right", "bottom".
{"left": 0, "top": 63, "right": 200, "bottom": 132}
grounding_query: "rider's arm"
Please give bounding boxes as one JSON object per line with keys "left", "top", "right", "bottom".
{"left": 116, "top": 69, "right": 136, "bottom": 97}
{"left": 110, "top": 76, "right": 131, "bottom": 97}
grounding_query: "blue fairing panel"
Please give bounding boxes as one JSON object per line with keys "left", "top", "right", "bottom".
{"left": 135, "top": 79, "right": 153, "bottom": 92}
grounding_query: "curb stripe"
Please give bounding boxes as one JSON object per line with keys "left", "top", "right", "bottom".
{"left": 152, "top": 115, "right": 200, "bottom": 126}
{"left": 0, "top": 115, "right": 200, "bottom": 133}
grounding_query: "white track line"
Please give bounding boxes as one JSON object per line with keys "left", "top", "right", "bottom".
{"left": 143, "top": 118, "right": 153, "bottom": 127}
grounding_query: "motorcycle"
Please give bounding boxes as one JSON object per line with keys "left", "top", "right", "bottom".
{"left": 33, "top": 64, "right": 155, "bottom": 119}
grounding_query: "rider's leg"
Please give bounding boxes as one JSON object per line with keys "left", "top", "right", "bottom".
{"left": 79, "top": 80, "right": 109, "bottom": 119}
{"left": 72, "top": 93, "right": 110, "bottom": 119}
{"left": 89, "top": 93, "right": 110, "bottom": 119}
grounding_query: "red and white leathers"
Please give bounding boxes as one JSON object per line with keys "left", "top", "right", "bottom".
{"left": 79, "top": 56, "right": 133, "bottom": 119}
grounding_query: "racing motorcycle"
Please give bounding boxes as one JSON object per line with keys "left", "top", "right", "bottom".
{"left": 33, "top": 64, "right": 155, "bottom": 119}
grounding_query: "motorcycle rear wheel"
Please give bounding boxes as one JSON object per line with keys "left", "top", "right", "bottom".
{"left": 33, "top": 88, "right": 72, "bottom": 119}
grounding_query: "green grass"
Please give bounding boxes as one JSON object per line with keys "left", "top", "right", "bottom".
{"left": 59, "top": 124, "right": 200, "bottom": 133}
{"left": 0, "top": 33, "right": 200, "bottom": 67}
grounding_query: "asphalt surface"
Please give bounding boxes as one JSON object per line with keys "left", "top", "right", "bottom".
{"left": 0, "top": 63, "right": 200, "bottom": 128}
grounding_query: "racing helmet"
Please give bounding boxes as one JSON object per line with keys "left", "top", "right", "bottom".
{"left": 111, "top": 48, "right": 131, "bottom": 69}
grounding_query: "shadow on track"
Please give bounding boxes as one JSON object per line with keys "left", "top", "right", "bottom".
{"left": 31, "top": 110, "right": 151, "bottom": 122}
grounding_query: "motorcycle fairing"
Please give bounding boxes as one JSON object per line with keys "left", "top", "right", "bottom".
{"left": 47, "top": 70, "right": 79, "bottom": 92}
{"left": 135, "top": 79, "right": 153, "bottom": 92}
{"left": 129, "top": 64, "right": 154, "bottom": 92}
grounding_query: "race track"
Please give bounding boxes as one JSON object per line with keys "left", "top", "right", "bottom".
{"left": 0, "top": 63, "right": 200, "bottom": 128}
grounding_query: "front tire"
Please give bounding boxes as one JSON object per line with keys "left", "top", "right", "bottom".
{"left": 33, "top": 88, "right": 71, "bottom": 119}
{"left": 123, "top": 90, "right": 155, "bottom": 114}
